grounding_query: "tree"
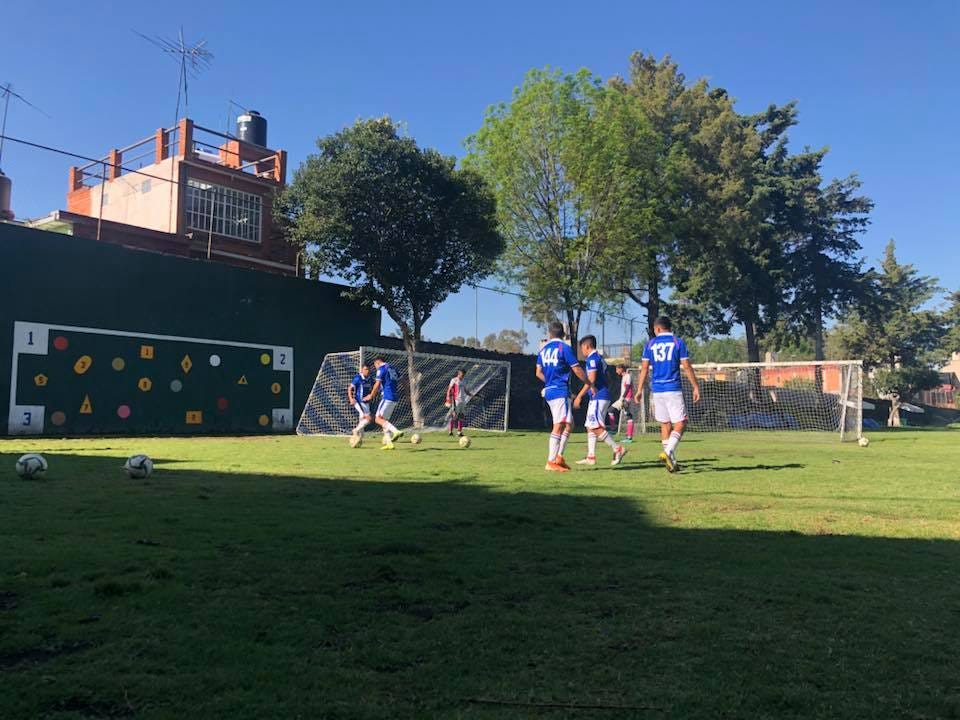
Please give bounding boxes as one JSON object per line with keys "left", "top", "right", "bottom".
{"left": 279, "top": 118, "right": 504, "bottom": 426}
{"left": 447, "top": 329, "right": 528, "bottom": 353}
{"left": 829, "top": 240, "right": 943, "bottom": 425}
{"left": 464, "top": 68, "right": 619, "bottom": 348}
{"left": 938, "top": 291, "right": 960, "bottom": 364}
{"left": 871, "top": 367, "right": 942, "bottom": 427}
{"left": 781, "top": 158, "right": 873, "bottom": 361}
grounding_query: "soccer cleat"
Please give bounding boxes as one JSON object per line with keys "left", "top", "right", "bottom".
{"left": 545, "top": 461, "right": 569, "bottom": 472}
{"left": 622, "top": 437, "right": 633, "bottom": 444}
{"left": 658, "top": 451, "right": 677, "bottom": 473}
{"left": 611, "top": 446, "right": 628, "bottom": 467}
{"left": 381, "top": 442, "right": 395, "bottom": 451}
{"left": 576, "top": 456, "right": 597, "bottom": 466}
{"left": 391, "top": 430, "right": 405, "bottom": 443}
{"left": 555, "top": 455, "right": 571, "bottom": 470}
{"left": 669, "top": 452, "right": 681, "bottom": 473}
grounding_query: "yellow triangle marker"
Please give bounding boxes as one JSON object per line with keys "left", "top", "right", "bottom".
{"left": 80, "top": 394, "right": 93, "bottom": 414}
{"left": 237, "top": 375, "right": 248, "bottom": 386}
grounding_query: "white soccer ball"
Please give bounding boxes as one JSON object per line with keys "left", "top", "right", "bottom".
{"left": 124, "top": 454, "right": 154, "bottom": 479}
{"left": 349, "top": 433, "right": 364, "bottom": 448}
{"left": 410, "top": 433, "right": 422, "bottom": 445}
{"left": 858, "top": 436, "right": 870, "bottom": 448}
{"left": 15, "top": 453, "right": 47, "bottom": 479}
{"left": 458, "top": 435, "right": 471, "bottom": 449}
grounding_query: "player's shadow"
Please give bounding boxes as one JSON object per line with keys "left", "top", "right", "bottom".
{"left": 0, "top": 450, "right": 955, "bottom": 719}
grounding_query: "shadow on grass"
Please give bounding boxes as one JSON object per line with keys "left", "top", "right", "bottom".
{"left": 0, "top": 451, "right": 956, "bottom": 720}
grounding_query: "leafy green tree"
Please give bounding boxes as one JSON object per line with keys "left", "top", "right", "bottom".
{"left": 829, "top": 240, "right": 943, "bottom": 425}
{"left": 871, "top": 367, "right": 943, "bottom": 427}
{"left": 938, "top": 291, "right": 960, "bottom": 364}
{"left": 279, "top": 118, "right": 503, "bottom": 426}
{"left": 465, "top": 68, "right": 619, "bottom": 348}
{"left": 781, "top": 156, "right": 873, "bottom": 360}
{"left": 446, "top": 329, "right": 527, "bottom": 354}
{"left": 686, "top": 336, "right": 748, "bottom": 364}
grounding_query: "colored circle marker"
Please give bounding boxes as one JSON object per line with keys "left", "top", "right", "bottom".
{"left": 271, "top": 382, "right": 282, "bottom": 395}
{"left": 170, "top": 379, "right": 183, "bottom": 393}
{"left": 209, "top": 354, "right": 222, "bottom": 367}
{"left": 53, "top": 336, "right": 69, "bottom": 351}
{"left": 112, "top": 357, "right": 126, "bottom": 371}
{"left": 50, "top": 411, "right": 66, "bottom": 426}
{"left": 260, "top": 353, "right": 271, "bottom": 366}
{"left": 117, "top": 404, "right": 131, "bottom": 420}
{"left": 258, "top": 414, "right": 270, "bottom": 427}
{"left": 217, "top": 397, "right": 229, "bottom": 411}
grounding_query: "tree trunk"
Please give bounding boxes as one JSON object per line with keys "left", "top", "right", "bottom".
{"left": 744, "top": 320, "right": 761, "bottom": 363}
{"left": 813, "top": 303, "right": 825, "bottom": 397}
{"left": 646, "top": 276, "right": 660, "bottom": 338}
{"left": 403, "top": 331, "right": 424, "bottom": 429}
{"left": 566, "top": 309, "right": 580, "bottom": 350}
{"left": 887, "top": 393, "right": 902, "bottom": 428}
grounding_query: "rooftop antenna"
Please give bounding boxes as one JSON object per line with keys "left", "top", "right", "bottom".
{"left": 0, "top": 82, "right": 50, "bottom": 169}
{"left": 136, "top": 27, "right": 213, "bottom": 123}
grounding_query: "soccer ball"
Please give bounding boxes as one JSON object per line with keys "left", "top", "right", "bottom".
{"left": 124, "top": 454, "right": 154, "bottom": 479}
{"left": 458, "top": 435, "right": 471, "bottom": 449}
{"left": 858, "top": 436, "right": 870, "bottom": 448}
{"left": 349, "top": 433, "right": 363, "bottom": 448}
{"left": 410, "top": 434, "right": 422, "bottom": 445}
{"left": 15, "top": 453, "right": 47, "bottom": 479}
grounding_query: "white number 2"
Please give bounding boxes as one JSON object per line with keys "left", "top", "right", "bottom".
{"left": 653, "top": 343, "right": 674, "bottom": 362}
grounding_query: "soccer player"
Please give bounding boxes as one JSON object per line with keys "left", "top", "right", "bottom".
{"left": 364, "top": 356, "right": 404, "bottom": 450}
{"left": 445, "top": 368, "right": 467, "bottom": 436}
{"left": 536, "top": 322, "right": 591, "bottom": 472}
{"left": 616, "top": 365, "right": 635, "bottom": 443}
{"left": 573, "top": 336, "right": 627, "bottom": 467}
{"left": 348, "top": 363, "right": 374, "bottom": 438}
{"left": 636, "top": 316, "right": 701, "bottom": 472}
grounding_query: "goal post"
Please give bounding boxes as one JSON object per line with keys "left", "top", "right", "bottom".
{"left": 297, "top": 346, "right": 511, "bottom": 436}
{"left": 618, "top": 360, "right": 864, "bottom": 441}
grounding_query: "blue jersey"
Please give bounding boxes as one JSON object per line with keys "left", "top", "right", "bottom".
{"left": 536, "top": 339, "right": 580, "bottom": 401}
{"left": 376, "top": 363, "right": 399, "bottom": 402}
{"left": 642, "top": 333, "right": 689, "bottom": 393}
{"left": 584, "top": 350, "right": 610, "bottom": 400}
{"left": 350, "top": 373, "right": 374, "bottom": 404}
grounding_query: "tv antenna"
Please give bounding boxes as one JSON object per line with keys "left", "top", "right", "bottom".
{"left": 136, "top": 27, "right": 213, "bottom": 123}
{"left": 0, "top": 83, "right": 50, "bottom": 169}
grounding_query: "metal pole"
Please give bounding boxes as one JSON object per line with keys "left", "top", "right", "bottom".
{"left": 96, "top": 161, "right": 106, "bottom": 242}
{"left": 629, "top": 319, "right": 634, "bottom": 362}
{"left": 206, "top": 186, "right": 215, "bottom": 259}
{"left": 474, "top": 285, "right": 479, "bottom": 344}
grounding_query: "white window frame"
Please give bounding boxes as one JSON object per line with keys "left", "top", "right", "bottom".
{"left": 185, "top": 178, "right": 262, "bottom": 244}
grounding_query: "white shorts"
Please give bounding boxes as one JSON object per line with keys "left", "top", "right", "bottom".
{"left": 354, "top": 401, "right": 371, "bottom": 417}
{"left": 376, "top": 399, "right": 398, "bottom": 421}
{"left": 585, "top": 399, "right": 610, "bottom": 430}
{"left": 546, "top": 397, "right": 573, "bottom": 425}
{"left": 653, "top": 391, "right": 687, "bottom": 424}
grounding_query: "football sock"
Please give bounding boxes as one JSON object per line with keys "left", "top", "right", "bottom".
{"left": 353, "top": 421, "right": 366, "bottom": 435}
{"left": 457, "top": 418, "right": 463, "bottom": 432}
{"left": 384, "top": 422, "right": 398, "bottom": 435}
{"left": 548, "top": 434, "right": 561, "bottom": 462}
{"left": 449, "top": 419, "right": 455, "bottom": 433}
{"left": 626, "top": 419, "right": 634, "bottom": 439}
{"left": 558, "top": 430, "right": 571, "bottom": 457}
{"left": 665, "top": 430, "right": 682, "bottom": 455}
{"left": 587, "top": 433, "right": 597, "bottom": 458}
{"left": 598, "top": 430, "right": 618, "bottom": 450}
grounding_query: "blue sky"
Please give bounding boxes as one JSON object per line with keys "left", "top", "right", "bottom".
{"left": 3, "top": 0, "right": 957, "bottom": 350}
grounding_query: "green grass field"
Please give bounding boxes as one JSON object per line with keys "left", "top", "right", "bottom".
{"left": 1, "top": 429, "right": 958, "bottom": 719}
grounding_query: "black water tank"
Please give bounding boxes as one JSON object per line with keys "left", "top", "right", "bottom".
{"left": 237, "top": 110, "right": 268, "bottom": 147}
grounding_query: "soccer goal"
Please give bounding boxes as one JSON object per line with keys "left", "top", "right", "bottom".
{"left": 297, "top": 346, "right": 512, "bottom": 436}
{"left": 618, "top": 360, "right": 864, "bottom": 441}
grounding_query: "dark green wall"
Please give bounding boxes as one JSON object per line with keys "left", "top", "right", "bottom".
{"left": 0, "top": 223, "right": 380, "bottom": 436}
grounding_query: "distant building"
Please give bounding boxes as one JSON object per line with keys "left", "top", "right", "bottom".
{"left": 28, "top": 113, "right": 298, "bottom": 275}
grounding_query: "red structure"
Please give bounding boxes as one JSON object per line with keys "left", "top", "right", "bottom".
{"left": 33, "top": 117, "right": 298, "bottom": 275}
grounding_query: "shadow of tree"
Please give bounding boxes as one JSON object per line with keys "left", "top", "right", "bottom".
{"left": 0, "top": 451, "right": 956, "bottom": 719}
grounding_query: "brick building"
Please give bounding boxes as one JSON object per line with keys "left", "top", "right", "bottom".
{"left": 29, "top": 115, "right": 299, "bottom": 275}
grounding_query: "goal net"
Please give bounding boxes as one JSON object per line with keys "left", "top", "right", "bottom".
{"left": 297, "top": 346, "right": 511, "bottom": 436}
{"left": 618, "top": 360, "right": 863, "bottom": 441}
